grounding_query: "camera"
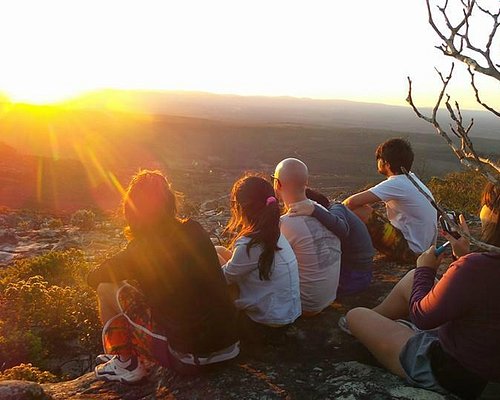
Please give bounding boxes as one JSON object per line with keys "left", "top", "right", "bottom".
{"left": 439, "top": 211, "right": 461, "bottom": 239}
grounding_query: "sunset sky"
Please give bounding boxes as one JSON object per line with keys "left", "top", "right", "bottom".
{"left": 0, "top": 0, "right": 497, "bottom": 108}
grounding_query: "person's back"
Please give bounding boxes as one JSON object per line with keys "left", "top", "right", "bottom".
{"left": 222, "top": 234, "right": 301, "bottom": 325}
{"left": 90, "top": 218, "right": 239, "bottom": 355}
{"left": 328, "top": 203, "right": 374, "bottom": 270}
{"left": 410, "top": 252, "right": 500, "bottom": 382}
{"left": 370, "top": 172, "right": 437, "bottom": 254}
{"left": 280, "top": 206, "right": 341, "bottom": 314}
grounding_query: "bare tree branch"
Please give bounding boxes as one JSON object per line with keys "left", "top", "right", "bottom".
{"left": 402, "top": 168, "right": 500, "bottom": 253}
{"left": 426, "top": 0, "right": 500, "bottom": 81}
{"left": 468, "top": 67, "right": 500, "bottom": 116}
{"left": 406, "top": 66, "right": 500, "bottom": 186}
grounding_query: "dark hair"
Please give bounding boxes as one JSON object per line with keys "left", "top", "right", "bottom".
{"left": 480, "top": 182, "right": 500, "bottom": 247}
{"left": 305, "top": 188, "right": 330, "bottom": 209}
{"left": 122, "top": 169, "right": 178, "bottom": 240}
{"left": 375, "top": 138, "right": 414, "bottom": 174}
{"left": 225, "top": 174, "right": 281, "bottom": 280}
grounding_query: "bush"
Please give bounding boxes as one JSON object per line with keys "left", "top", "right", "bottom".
{"left": 41, "top": 218, "right": 63, "bottom": 230}
{"left": 70, "top": 209, "right": 95, "bottom": 231}
{"left": 427, "top": 170, "right": 486, "bottom": 215}
{"left": 0, "top": 363, "right": 58, "bottom": 383}
{"left": 0, "top": 249, "right": 90, "bottom": 288}
{"left": 0, "top": 251, "right": 101, "bottom": 375}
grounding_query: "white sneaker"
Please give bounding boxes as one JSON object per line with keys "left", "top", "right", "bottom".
{"left": 95, "top": 355, "right": 148, "bottom": 384}
{"left": 338, "top": 315, "right": 353, "bottom": 336}
{"left": 95, "top": 354, "right": 114, "bottom": 365}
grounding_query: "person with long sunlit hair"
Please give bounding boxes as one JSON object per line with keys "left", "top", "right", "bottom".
{"left": 87, "top": 170, "right": 239, "bottom": 383}
{"left": 344, "top": 182, "right": 500, "bottom": 399}
{"left": 216, "top": 174, "right": 301, "bottom": 338}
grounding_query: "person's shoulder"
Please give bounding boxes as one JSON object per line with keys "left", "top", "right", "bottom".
{"left": 178, "top": 219, "right": 209, "bottom": 239}
{"left": 460, "top": 252, "right": 500, "bottom": 265}
{"left": 281, "top": 213, "right": 308, "bottom": 227}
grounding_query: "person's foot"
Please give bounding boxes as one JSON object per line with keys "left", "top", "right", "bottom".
{"left": 95, "top": 354, "right": 114, "bottom": 365}
{"left": 337, "top": 315, "right": 352, "bottom": 336}
{"left": 95, "top": 355, "right": 148, "bottom": 384}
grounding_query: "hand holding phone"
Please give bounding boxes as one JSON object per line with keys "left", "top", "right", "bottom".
{"left": 439, "top": 211, "right": 461, "bottom": 239}
{"left": 434, "top": 241, "right": 450, "bottom": 256}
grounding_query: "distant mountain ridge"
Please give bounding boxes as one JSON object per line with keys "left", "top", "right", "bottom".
{"left": 61, "top": 89, "right": 499, "bottom": 139}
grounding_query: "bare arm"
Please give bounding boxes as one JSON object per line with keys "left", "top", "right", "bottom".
{"left": 343, "top": 190, "right": 381, "bottom": 210}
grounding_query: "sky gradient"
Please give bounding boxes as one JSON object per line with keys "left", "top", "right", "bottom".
{"left": 0, "top": 0, "right": 498, "bottom": 109}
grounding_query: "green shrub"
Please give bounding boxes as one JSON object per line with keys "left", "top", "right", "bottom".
{"left": 0, "top": 251, "right": 101, "bottom": 374}
{"left": 0, "top": 249, "right": 90, "bottom": 288}
{"left": 41, "top": 218, "right": 63, "bottom": 230}
{"left": 0, "top": 363, "right": 58, "bottom": 383}
{"left": 70, "top": 209, "right": 95, "bottom": 231}
{"left": 427, "top": 170, "right": 486, "bottom": 215}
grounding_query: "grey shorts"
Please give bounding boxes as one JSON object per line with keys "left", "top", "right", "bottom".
{"left": 399, "top": 330, "right": 448, "bottom": 394}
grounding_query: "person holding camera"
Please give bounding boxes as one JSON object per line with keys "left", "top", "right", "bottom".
{"left": 343, "top": 138, "right": 437, "bottom": 264}
{"left": 344, "top": 182, "right": 500, "bottom": 399}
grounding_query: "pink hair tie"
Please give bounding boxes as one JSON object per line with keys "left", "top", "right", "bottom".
{"left": 266, "top": 196, "right": 277, "bottom": 206}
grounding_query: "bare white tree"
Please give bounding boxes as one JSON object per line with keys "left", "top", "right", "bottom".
{"left": 406, "top": 0, "right": 500, "bottom": 251}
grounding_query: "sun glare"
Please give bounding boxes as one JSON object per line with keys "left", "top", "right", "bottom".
{"left": 2, "top": 84, "right": 85, "bottom": 105}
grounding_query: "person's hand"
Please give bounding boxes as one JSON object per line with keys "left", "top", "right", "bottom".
{"left": 442, "top": 214, "right": 470, "bottom": 258}
{"left": 417, "top": 245, "right": 444, "bottom": 270}
{"left": 289, "top": 199, "right": 315, "bottom": 217}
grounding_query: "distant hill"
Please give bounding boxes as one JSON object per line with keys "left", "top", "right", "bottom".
{"left": 62, "top": 89, "right": 499, "bottom": 139}
{"left": 0, "top": 90, "right": 498, "bottom": 211}
{"left": 0, "top": 102, "right": 499, "bottom": 211}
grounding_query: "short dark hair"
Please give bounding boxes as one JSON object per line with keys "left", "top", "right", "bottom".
{"left": 375, "top": 138, "right": 414, "bottom": 174}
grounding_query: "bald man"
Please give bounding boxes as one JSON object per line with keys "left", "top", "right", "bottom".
{"left": 273, "top": 158, "right": 341, "bottom": 316}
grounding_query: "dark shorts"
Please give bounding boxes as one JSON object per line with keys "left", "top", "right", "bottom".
{"left": 366, "top": 209, "right": 417, "bottom": 264}
{"left": 400, "top": 330, "right": 487, "bottom": 399}
{"left": 399, "top": 330, "right": 448, "bottom": 394}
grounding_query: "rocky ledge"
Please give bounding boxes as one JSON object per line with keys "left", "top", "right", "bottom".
{"left": 2, "top": 256, "right": 498, "bottom": 400}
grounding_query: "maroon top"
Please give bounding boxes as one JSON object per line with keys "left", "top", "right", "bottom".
{"left": 410, "top": 252, "right": 500, "bottom": 381}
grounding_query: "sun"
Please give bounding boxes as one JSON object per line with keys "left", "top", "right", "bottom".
{"left": 1, "top": 83, "right": 86, "bottom": 105}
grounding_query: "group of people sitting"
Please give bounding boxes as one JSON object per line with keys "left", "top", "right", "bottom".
{"left": 87, "top": 138, "right": 500, "bottom": 399}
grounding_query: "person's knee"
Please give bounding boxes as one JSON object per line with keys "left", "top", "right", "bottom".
{"left": 346, "top": 307, "right": 371, "bottom": 330}
{"left": 96, "top": 282, "right": 120, "bottom": 302}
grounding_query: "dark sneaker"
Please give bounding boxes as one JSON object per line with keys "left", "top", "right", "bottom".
{"left": 95, "top": 355, "right": 148, "bottom": 384}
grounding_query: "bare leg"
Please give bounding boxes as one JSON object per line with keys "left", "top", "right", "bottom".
{"left": 373, "top": 269, "right": 415, "bottom": 320}
{"left": 215, "top": 245, "right": 232, "bottom": 266}
{"left": 96, "top": 282, "right": 122, "bottom": 324}
{"left": 347, "top": 307, "right": 415, "bottom": 377}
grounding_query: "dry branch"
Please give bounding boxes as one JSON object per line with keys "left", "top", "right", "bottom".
{"left": 426, "top": 0, "right": 500, "bottom": 81}
{"left": 406, "top": 64, "right": 500, "bottom": 186}
{"left": 426, "top": 0, "right": 500, "bottom": 116}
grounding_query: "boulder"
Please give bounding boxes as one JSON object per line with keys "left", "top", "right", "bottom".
{"left": 0, "top": 380, "right": 50, "bottom": 400}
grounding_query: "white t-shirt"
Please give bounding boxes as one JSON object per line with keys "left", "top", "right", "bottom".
{"left": 369, "top": 172, "right": 438, "bottom": 253}
{"left": 222, "top": 234, "right": 301, "bottom": 326}
{"left": 280, "top": 201, "right": 342, "bottom": 313}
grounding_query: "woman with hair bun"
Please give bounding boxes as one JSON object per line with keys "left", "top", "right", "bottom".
{"left": 217, "top": 174, "right": 301, "bottom": 332}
